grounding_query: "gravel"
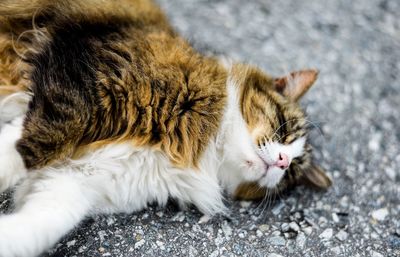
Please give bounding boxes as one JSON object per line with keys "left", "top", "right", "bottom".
{"left": 1, "top": 0, "right": 400, "bottom": 256}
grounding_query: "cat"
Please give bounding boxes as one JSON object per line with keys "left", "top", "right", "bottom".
{"left": 0, "top": 0, "right": 332, "bottom": 256}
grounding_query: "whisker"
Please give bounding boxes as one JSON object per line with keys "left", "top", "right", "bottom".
{"left": 259, "top": 188, "right": 269, "bottom": 217}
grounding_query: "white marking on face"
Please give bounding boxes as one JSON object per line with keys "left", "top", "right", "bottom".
{"left": 257, "top": 137, "right": 306, "bottom": 188}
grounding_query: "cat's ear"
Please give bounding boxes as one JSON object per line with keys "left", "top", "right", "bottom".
{"left": 273, "top": 69, "right": 319, "bottom": 101}
{"left": 301, "top": 164, "right": 332, "bottom": 189}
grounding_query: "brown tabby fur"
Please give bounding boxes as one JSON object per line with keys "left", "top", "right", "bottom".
{"left": 0, "top": 0, "right": 227, "bottom": 169}
{"left": 0, "top": 0, "right": 331, "bottom": 200}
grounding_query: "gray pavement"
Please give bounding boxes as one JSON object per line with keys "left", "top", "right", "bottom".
{"left": 1, "top": 0, "right": 400, "bottom": 256}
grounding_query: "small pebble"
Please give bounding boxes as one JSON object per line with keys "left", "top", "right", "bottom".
{"left": 335, "top": 230, "right": 348, "bottom": 241}
{"left": 271, "top": 230, "right": 281, "bottom": 236}
{"left": 240, "top": 201, "right": 252, "bottom": 208}
{"left": 371, "top": 251, "right": 384, "bottom": 257}
{"left": 319, "top": 216, "right": 328, "bottom": 225}
{"left": 371, "top": 208, "right": 389, "bottom": 221}
{"left": 259, "top": 224, "right": 270, "bottom": 232}
{"left": 289, "top": 222, "right": 300, "bottom": 232}
{"left": 385, "top": 167, "right": 396, "bottom": 180}
{"left": 303, "top": 227, "right": 313, "bottom": 235}
{"left": 319, "top": 228, "right": 333, "bottom": 240}
{"left": 268, "top": 254, "right": 284, "bottom": 257}
{"left": 268, "top": 236, "right": 286, "bottom": 246}
{"left": 281, "top": 223, "right": 290, "bottom": 232}
{"left": 66, "top": 240, "right": 76, "bottom": 247}
{"left": 332, "top": 213, "right": 340, "bottom": 223}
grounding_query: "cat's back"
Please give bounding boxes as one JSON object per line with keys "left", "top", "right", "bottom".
{"left": 4, "top": 0, "right": 229, "bottom": 170}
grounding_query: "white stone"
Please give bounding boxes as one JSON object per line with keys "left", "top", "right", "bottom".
{"left": 268, "top": 254, "right": 284, "bottom": 257}
{"left": 332, "top": 213, "right": 340, "bottom": 223}
{"left": 371, "top": 208, "right": 389, "bottom": 221}
{"left": 371, "top": 251, "right": 384, "bottom": 257}
{"left": 303, "top": 226, "right": 313, "bottom": 235}
{"left": 385, "top": 167, "right": 396, "bottom": 180}
{"left": 66, "top": 240, "right": 76, "bottom": 247}
{"left": 319, "top": 228, "right": 333, "bottom": 240}
{"left": 259, "top": 224, "right": 269, "bottom": 232}
{"left": 271, "top": 230, "right": 281, "bottom": 236}
{"left": 368, "top": 133, "right": 381, "bottom": 151}
{"left": 281, "top": 223, "right": 290, "bottom": 232}
{"left": 289, "top": 222, "right": 300, "bottom": 232}
{"left": 268, "top": 236, "right": 286, "bottom": 246}
{"left": 335, "top": 230, "right": 348, "bottom": 241}
{"left": 240, "top": 201, "right": 252, "bottom": 208}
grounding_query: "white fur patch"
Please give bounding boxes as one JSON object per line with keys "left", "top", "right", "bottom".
{"left": 217, "top": 74, "right": 267, "bottom": 194}
{"left": 0, "top": 140, "right": 228, "bottom": 256}
{"left": 258, "top": 137, "right": 306, "bottom": 188}
{"left": 0, "top": 117, "right": 27, "bottom": 193}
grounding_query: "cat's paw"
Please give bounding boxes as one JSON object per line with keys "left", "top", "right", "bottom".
{"left": 0, "top": 153, "right": 26, "bottom": 193}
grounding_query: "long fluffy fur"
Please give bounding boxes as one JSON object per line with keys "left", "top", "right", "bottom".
{"left": 0, "top": 1, "right": 331, "bottom": 256}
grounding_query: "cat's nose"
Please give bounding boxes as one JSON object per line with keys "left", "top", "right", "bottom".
{"left": 276, "top": 153, "right": 289, "bottom": 169}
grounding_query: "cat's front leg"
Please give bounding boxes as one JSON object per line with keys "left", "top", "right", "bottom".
{"left": 0, "top": 171, "right": 94, "bottom": 257}
{"left": 0, "top": 117, "right": 27, "bottom": 193}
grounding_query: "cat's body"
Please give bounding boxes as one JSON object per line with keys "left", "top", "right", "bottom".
{"left": 0, "top": 0, "right": 331, "bottom": 256}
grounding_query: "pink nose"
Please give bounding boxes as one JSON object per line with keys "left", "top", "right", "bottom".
{"left": 276, "top": 153, "right": 289, "bottom": 169}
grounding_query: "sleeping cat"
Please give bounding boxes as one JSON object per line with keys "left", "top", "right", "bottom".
{"left": 0, "top": 0, "right": 331, "bottom": 256}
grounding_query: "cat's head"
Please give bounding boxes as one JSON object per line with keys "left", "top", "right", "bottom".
{"left": 225, "top": 64, "right": 331, "bottom": 200}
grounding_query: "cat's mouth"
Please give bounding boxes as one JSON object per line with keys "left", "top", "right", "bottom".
{"left": 257, "top": 154, "right": 270, "bottom": 178}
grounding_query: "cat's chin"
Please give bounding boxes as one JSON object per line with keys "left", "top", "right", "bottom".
{"left": 257, "top": 167, "right": 285, "bottom": 189}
